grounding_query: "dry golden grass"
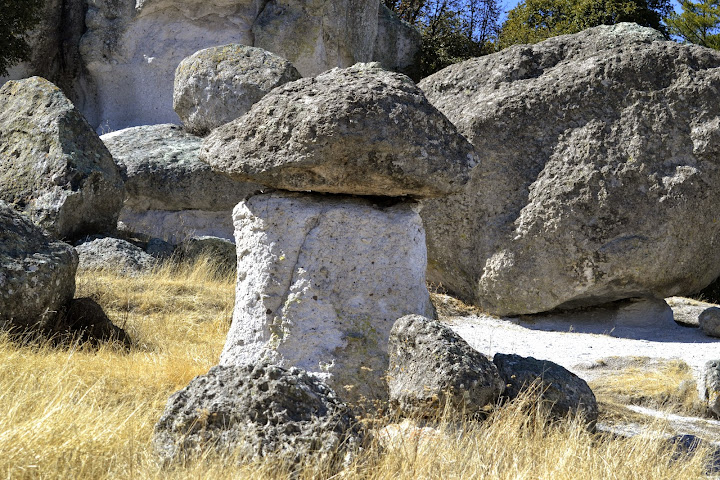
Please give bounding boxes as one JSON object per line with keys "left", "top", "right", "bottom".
{"left": 0, "top": 260, "right": 713, "bottom": 479}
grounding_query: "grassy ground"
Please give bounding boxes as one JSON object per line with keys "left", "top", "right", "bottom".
{"left": 0, "top": 260, "right": 713, "bottom": 479}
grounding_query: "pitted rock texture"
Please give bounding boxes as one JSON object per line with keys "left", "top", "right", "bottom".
{"left": 75, "top": 237, "right": 155, "bottom": 274}
{"left": 0, "top": 77, "right": 124, "bottom": 240}
{"left": 203, "top": 63, "right": 477, "bottom": 198}
{"left": 101, "top": 124, "right": 261, "bottom": 211}
{"left": 419, "top": 23, "right": 720, "bottom": 315}
{"left": 388, "top": 315, "right": 504, "bottom": 419}
{"left": 0, "top": 201, "right": 78, "bottom": 332}
{"left": 77, "top": 0, "right": 417, "bottom": 131}
{"left": 174, "top": 45, "right": 301, "bottom": 135}
{"left": 154, "top": 363, "right": 363, "bottom": 465}
{"left": 705, "top": 360, "right": 720, "bottom": 417}
{"left": 493, "top": 353, "right": 598, "bottom": 425}
{"left": 220, "top": 192, "right": 435, "bottom": 402}
{"left": 118, "top": 208, "right": 235, "bottom": 245}
{"left": 699, "top": 308, "right": 720, "bottom": 338}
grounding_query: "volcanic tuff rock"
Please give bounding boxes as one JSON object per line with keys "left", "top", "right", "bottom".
{"left": 154, "top": 363, "right": 362, "bottom": 465}
{"left": 75, "top": 237, "right": 155, "bottom": 274}
{"left": 373, "top": 4, "right": 421, "bottom": 76}
{"left": 117, "top": 209, "right": 235, "bottom": 246}
{"left": 0, "top": 77, "right": 124, "bottom": 240}
{"left": 388, "top": 315, "right": 504, "bottom": 418}
{"left": 203, "top": 63, "right": 477, "bottom": 198}
{"left": 493, "top": 353, "right": 598, "bottom": 425}
{"left": 220, "top": 192, "right": 435, "bottom": 403}
{"left": 0, "top": 201, "right": 78, "bottom": 332}
{"left": 419, "top": 23, "right": 720, "bottom": 315}
{"left": 173, "top": 45, "right": 301, "bottom": 136}
{"left": 699, "top": 308, "right": 720, "bottom": 338}
{"left": 71, "top": 0, "right": 418, "bottom": 131}
{"left": 101, "top": 124, "right": 261, "bottom": 212}
{"left": 705, "top": 360, "right": 720, "bottom": 417}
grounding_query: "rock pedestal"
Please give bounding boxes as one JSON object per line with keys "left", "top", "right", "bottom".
{"left": 219, "top": 192, "right": 434, "bottom": 402}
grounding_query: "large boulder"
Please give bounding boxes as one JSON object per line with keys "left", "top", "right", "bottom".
{"left": 154, "top": 363, "right": 363, "bottom": 465}
{"left": 387, "top": 315, "right": 504, "bottom": 419}
{"left": 77, "top": 0, "right": 418, "bottom": 131}
{"left": 705, "top": 360, "right": 720, "bottom": 417}
{"left": 75, "top": 237, "right": 155, "bottom": 274}
{"left": 0, "top": 77, "right": 124, "bottom": 240}
{"left": 0, "top": 201, "right": 78, "bottom": 332}
{"left": 117, "top": 209, "right": 235, "bottom": 245}
{"left": 373, "top": 4, "right": 421, "bottom": 76}
{"left": 173, "top": 45, "right": 301, "bottom": 136}
{"left": 699, "top": 307, "right": 720, "bottom": 338}
{"left": 493, "top": 353, "right": 598, "bottom": 425}
{"left": 203, "top": 63, "right": 477, "bottom": 198}
{"left": 220, "top": 192, "right": 435, "bottom": 403}
{"left": 418, "top": 23, "right": 720, "bottom": 315}
{"left": 101, "top": 124, "right": 260, "bottom": 212}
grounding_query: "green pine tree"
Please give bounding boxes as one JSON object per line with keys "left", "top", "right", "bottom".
{"left": 666, "top": 0, "right": 720, "bottom": 49}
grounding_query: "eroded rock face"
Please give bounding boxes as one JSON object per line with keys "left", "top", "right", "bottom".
{"left": 203, "top": 63, "right": 477, "bottom": 198}
{"left": 419, "top": 23, "right": 720, "bottom": 315}
{"left": 117, "top": 209, "right": 235, "bottom": 245}
{"left": 705, "top": 360, "right": 720, "bottom": 417}
{"left": 154, "top": 363, "right": 363, "bottom": 465}
{"left": 493, "top": 353, "right": 598, "bottom": 425}
{"left": 388, "top": 315, "right": 504, "bottom": 418}
{"left": 699, "top": 308, "right": 720, "bottom": 338}
{"left": 75, "top": 237, "right": 155, "bottom": 274}
{"left": 373, "top": 4, "right": 421, "bottom": 76}
{"left": 78, "top": 0, "right": 418, "bottom": 131}
{"left": 174, "top": 44, "right": 301, "bottom": 135}
{"left": 0, "top": 201, "right": 78, "bottom": 332}
{"left": 0, "top": 77, "right": 124, "bottom": 240}
{"left": 101, "top": 124, "right": 260, "bottom": 212}
{"left": 220, "top": 192, "right": 434, "bottom": 402}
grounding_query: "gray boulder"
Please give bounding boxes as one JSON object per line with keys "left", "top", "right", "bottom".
{"left": 0, "top": 77, "right": 124, "bottom": 240}
{"left": 154, "top": 363, "right": 363, "bottom": 465}
{"left": 75, "top": 237, "right": 155, "bottom": 274}
{"left": 0, "top": 201, "right": 78, "bottom": 332}
{"left": 705, "top": 360, "right": 720, "bottom": 417}
{"left": 387, "top": 315, "right": 504, "bottom": 418}
{"left": 220, "top": 192, "right": 435, "bottom": 403}
{"left": 418, "top": 23, "right": 720, "bottom": 315}
{"left": 373, "top": 4, "right": 421, "bottom": 76}
{"left": 173, "top": 45, "right": 301, "bottom": 136}
{"left": 101, "top": 124, "right": 261, "bottom": 212}
{"left": 202, "top": 63, "right": 477, "bottom": 198}
{"left": 493, "top": 353, "right": 598, "bottom": 425}
{"left": 178, "top": 236, "right": 236, "bottom": 272}
{"left": 699, "top": 307, "right": 720, "bottom": 338}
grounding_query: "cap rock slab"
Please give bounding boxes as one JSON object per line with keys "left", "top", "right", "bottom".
{"left": 220, "top": 192, "right": 435, "bottom": 402}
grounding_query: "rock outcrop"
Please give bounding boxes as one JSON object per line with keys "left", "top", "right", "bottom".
{"left": 0, "top": 201, "right": 78, "bottom": 332}
{"left": 699, "top": 308, "right": 720, "bottom": 338}
{"left": 705, "top": 360, "right": 720, "bottom": 417}
{"left": 373, "top": 4, "right": 421, "bottom": 76}
{"left": 102, "top": 124, "right": 262, "bottom": 243}
{"left": 493, "top": 353, "right": 598, "bottom": 425}
{"left": 419, "top": 23, "right": 720, "bottom": 316}
{"left": 154, "top": 363, "right": 362, "bottom": 465}
{"left": 70, "top": 0, "right": 419, "bottom": 131}
{"left": 75, "top": 237, "right": 155, "bottom": 274}
{"left": 203, "top": 63, "right": 477, "bottom": 198}
{"left": 0, "top": 77, "right": 124, "bottom": 240}
{"left": 387, "top": 315, "right": 504, "bottom": 418}
{"left": 220, "top": 192, "right": 434, "bottom": 402}
{"left": 173, "top": 45, "right": 301, "bottom": 136}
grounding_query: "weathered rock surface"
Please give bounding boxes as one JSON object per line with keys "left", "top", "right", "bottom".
{"left": 154, "top": 363, "right": 362, "bottom": 465}
{"left": 0, "top": 201, "right": 78, "bottom": 332}
{"left": 117, "top": 209, "right": 235, "bottom": 245}
{"left": 75, "top": 237, "right": 155, "bottom": 273}
{"left": 0, "top": 77, "right": 124, "bottom": 240}
{"left": 419, "top": 23, "right": 720, "bottom": 315}
{"left": 220, "top": 192, "right": 434, "bottom": 402}
{"left": 699, "top": 308, "right": 720, "bottom": 338}
{"left": 373, "top": 4, "right": 421, "bottom": 76}
{"left": 705, "top": 360, "right": 720, "bottom": 417}
{"left": 493, "top": 353, "right": 598, "bottom": 425}
{"left": 101, "top": 124, "right": 260, "bottom": 212}
{"left": 203, "top": 63, "right": 477, "bottom": 198}
{"left": 173, "top": 45, "right": 301, "bottom": 135}
{"left": 76, "top": 0, "right": 418, "bottom": 131}
{"left": 387, "top": 315, "right": 504, "bottom": 418}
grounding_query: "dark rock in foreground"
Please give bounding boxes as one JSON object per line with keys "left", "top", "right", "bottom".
{"left": 388, "top": 315, "right": 504, "bottom": 418}
{"left": 154, "top": 363, "right": 363, "bottom": 465}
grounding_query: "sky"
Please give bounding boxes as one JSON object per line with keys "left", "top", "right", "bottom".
{"left": 498, "top": 0, "right": 684, "bottom": 20}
